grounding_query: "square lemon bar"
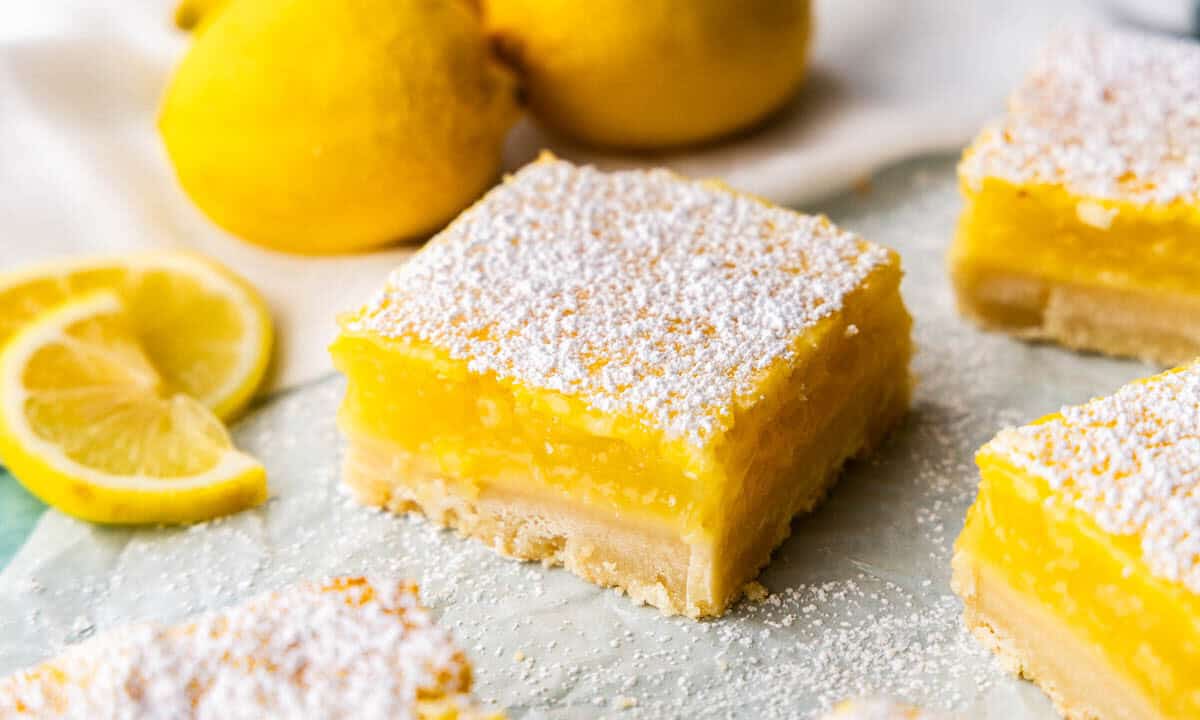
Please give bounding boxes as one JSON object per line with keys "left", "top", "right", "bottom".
{"left": 952, "top": 28, "right": 1200, "bottom": 365}
{"left": 0, "top": 577, "right": 499, "bottom": 718}
{"left": 953, "top": 363, "right": 1200, "bottom": 719}
{"left": 332, "top": 156, "right": 912, "bottom": 617}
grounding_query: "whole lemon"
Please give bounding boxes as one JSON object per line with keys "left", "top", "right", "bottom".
{"left": 160, "top": 0, "right": 520, "bottom": 254}
{"left": 484, "top": 0, "right": 812, "bottom": 149}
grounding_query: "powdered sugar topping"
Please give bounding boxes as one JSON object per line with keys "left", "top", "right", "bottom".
{"left": 960, "top": 28, "right": 1200, "bottom": 206}
{"left": 0, "top": 577, "right": 483, "bottom": 719}
{"left": 989, "top": 363, "right": 1200, "bottom": 594}
{"left": 347, "top": 158, "right": 892, "bottom": 441}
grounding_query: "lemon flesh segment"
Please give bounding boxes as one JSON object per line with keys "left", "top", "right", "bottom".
{"left": 0, "top": 252, "right": 272, "bottom": 421}
{"left": 0, "top": 292, "right": 267, "bottom": 525}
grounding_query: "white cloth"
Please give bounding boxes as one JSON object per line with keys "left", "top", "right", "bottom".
{"left": 0, "top": 0, "right": 1095, "bottom": 393}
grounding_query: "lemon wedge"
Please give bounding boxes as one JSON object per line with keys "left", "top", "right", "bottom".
{"left": 0, "top": 252, "right": 272, "bottom": 420}
{"left": 0, "top": 292, "right": 266, "bottom": 524}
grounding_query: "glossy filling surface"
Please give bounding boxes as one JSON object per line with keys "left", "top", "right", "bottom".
{"left": 337, "top": 264, "right": 905, "bottom": 529}
{"left": 952, "top": 178, "right": 1200, "bottom": 310}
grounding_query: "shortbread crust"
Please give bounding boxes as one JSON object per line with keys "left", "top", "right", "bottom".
{"left": 953, "top": 264, "right": 1200, "bottom": 365}
{"left": 953, "top": 554, "right": 1158, "bottom": 720}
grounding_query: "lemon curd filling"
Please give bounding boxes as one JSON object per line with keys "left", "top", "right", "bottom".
{"left": 332, "top": 156, "right": 912, "bottom": 617}
{"left": 954, "top": 178, "right": 1200, "bottom": 327}
{"left": 951, "top": 28, "right": 1200, "bottom": 365}
{"left": 335, "top": 273, "right": 908, "bottom": 540}
{"left": 953, "top": 364, "right": 1200, "bottom": 719}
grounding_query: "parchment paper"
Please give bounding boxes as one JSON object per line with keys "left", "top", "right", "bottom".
{"left": 0, "top": 157, "right": 1158, "bottom": 718}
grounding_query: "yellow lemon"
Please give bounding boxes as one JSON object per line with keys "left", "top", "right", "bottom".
{"left": 0, "top": 292, "right": 266, "bottom": 525}
{"left": 485, "top": 0, "right": 813, "bottom": 149}
{"left": 159, "top": 0, "right": 520, "bottom": 254}
{"left": 0, "top": 252, "right": 272, "bottom": 421}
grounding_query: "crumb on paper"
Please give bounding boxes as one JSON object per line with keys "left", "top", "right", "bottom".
{"left": 743, "top": 581, "right": 769, "bottom": 602}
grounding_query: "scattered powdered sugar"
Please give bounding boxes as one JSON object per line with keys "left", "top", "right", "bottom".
{"left": 348, "top": 157, "right": 892, "bottom": 441}
{"left": 0, "top": 577, "right": 479, "bottom": 719}
{"left": 989, "top": 362, "right": 1200, "bottom": 594}
{"left": 960, "top": 27, "right": 1200, "bottom": 206}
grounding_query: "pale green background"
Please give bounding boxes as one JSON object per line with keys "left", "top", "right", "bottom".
{"left": 0, "top": 469, "right": 43, "bottom": 568}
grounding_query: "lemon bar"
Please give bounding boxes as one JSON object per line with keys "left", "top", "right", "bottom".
{"left": 0, "top": 577, "right": 499, "bottom": 719}
{"left": 332, "top": 156, "right": 912, "bottom": 618}
{"left": 952, "top": 363, "right": 1200, "bottom": 719}
{"left": 952, "top": 28, "right": 1200, "bottom": 365}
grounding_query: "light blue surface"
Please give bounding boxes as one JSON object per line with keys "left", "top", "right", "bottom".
{"left": 0, "top": 467, "right": 44, "bottom": 569}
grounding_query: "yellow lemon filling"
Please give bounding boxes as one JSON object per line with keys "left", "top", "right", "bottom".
{"left": 335, "top": 263, "right": 910, "bottom": 605}
{"left": 951, "top": 177, "right": 1200, "bottom": 331}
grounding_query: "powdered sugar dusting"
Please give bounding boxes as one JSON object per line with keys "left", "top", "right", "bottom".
{"left": 989, "top": 362, "right": 1200, "bottom": 594}
{"left": 347, "top": 157, "right": 892, "bottom": 441}
{"left": 960, "top": 27, "right": 1200, "bottom": 206}
{"left": 0, "top": 577, "right": 483, "bottom": 719}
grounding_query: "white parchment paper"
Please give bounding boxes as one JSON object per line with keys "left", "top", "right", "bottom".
{"left": 0, "top": 157, "right": 1158, "bottom": 718}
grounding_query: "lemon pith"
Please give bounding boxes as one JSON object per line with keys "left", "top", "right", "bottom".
{"left": 0, "top": 292, "right": 266, "bottom": 525}
{"left": 0, "top": 251, "right": 272, "bottom": 421}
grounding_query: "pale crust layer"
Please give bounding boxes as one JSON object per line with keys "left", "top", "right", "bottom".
{"left": 345, "top": 434, "right": 696, "bottom": 614}
{"left": 342, "top": 365, "right": 908, "bottom": 619}
{"left": 951, "top": 549, "right": 1159, "bottom": 720}
{"left": 951, "top": 264, "right": 1200, "bottom": 366}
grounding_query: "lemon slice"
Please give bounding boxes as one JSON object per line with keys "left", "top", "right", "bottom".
{"left": 0, "top": 252, "right": 272, "bottom": 420}
{"left": 0, "top": 292, "right": 266, "bottom": 524}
